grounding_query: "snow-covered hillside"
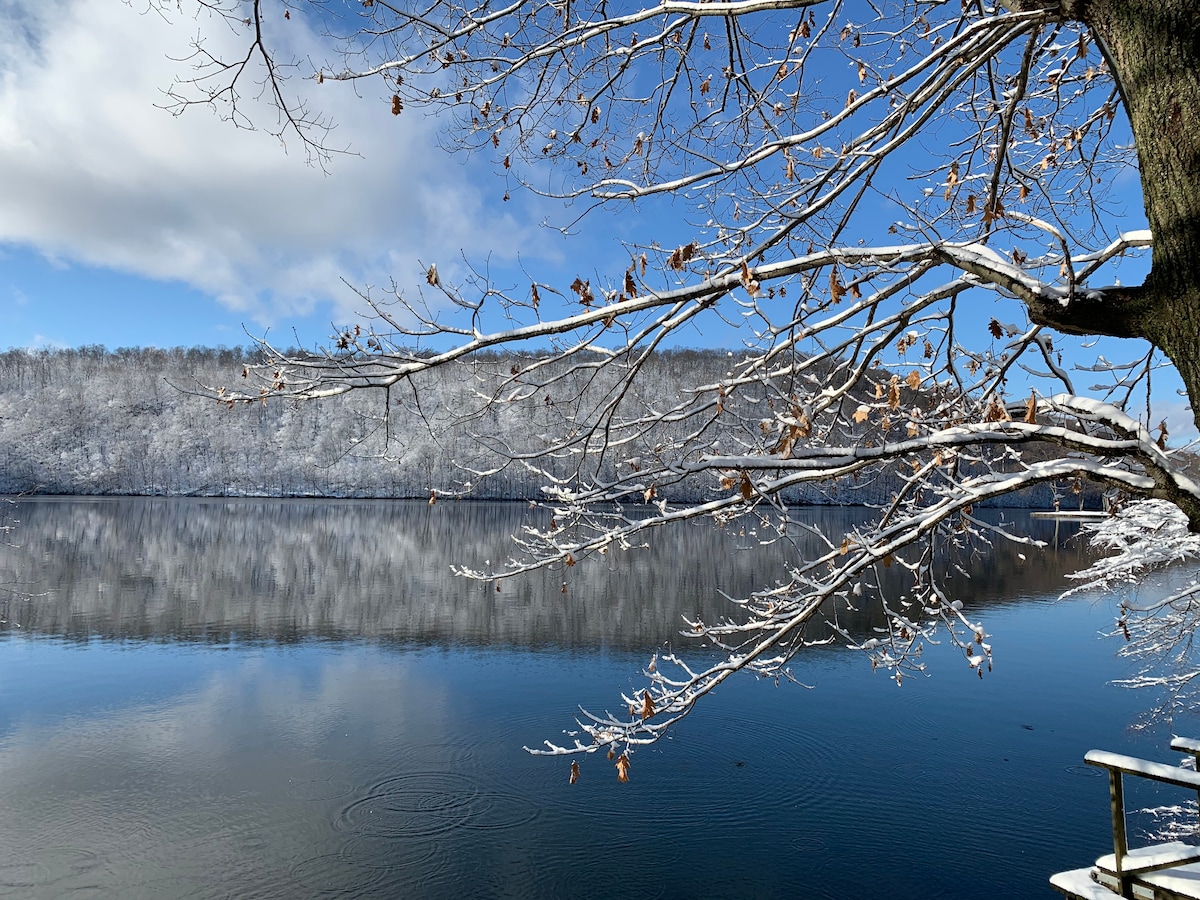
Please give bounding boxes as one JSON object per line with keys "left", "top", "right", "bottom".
{"left": 0, "top": 346, "right": 1075, "bottom": 506}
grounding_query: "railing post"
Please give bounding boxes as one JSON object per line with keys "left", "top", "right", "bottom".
{"left": 1108, "top": 768, "right": 1132, "bottom": 898}
{"left": 1171, "top": 739, "right": 1200, "bottom": 825}
{"left": 1169, "top": 737, "right": 1200, "bottom": 840}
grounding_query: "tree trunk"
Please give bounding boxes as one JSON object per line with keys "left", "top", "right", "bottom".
{"left": 1083, "top": 0, "right": 1200, "bottom": 430}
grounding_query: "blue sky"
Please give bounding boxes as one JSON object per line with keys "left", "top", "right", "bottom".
{"left": 0, "top": 0, "right": 1193, "bottom": 440}
{"left": 0, "top": 0, "right": 589, "bottom": 350}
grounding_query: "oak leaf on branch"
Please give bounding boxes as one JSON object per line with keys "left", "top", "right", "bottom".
{"left": 739, "top": 472, "right": 753, "bottom": 500}
{"left": 615, "top": 753, "right": 631, "bottom": 783}
{"left": 641, "top": 690, "right": 656, "bottom": 720}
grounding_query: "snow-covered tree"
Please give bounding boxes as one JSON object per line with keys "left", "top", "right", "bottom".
{"left": 177, "top": 0, "right": 1200, "bottom": 756}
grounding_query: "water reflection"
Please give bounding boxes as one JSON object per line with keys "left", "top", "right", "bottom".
{"left": 0, "top": 498, "right": 1188, "bottom": 899}
{"left": 0, "top": 621, "right": 1181, "bottom": 900}
{"left": 0, "top": 498, "right": 1093, "bottom": 647}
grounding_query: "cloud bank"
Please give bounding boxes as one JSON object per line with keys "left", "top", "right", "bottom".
{"left": 0, "top": 0, "right": 549, "bottom": 327}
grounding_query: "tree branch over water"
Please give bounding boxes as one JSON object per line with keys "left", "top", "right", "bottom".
{"left": 174, "top": 0, "right": 1200, "bottom": 760}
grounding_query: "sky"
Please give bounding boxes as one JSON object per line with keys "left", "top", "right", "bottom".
{"left": 0, "top": 0, "right": 1195, "bottom": 440}
{"left": 0, "top": 0, "right": 591, "bottom": 351}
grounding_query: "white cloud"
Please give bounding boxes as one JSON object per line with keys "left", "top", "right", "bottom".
{"left": 1154, "top": 397, "right": 1199, "bottom": 446}
{"left": 0, "top": 0, "right": 554, "bottom": 327}
{"left": 24, "top": 333, "right": 68, "bottom": 350}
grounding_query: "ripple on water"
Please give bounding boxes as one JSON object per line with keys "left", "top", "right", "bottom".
{"left": 383, "top": 740, "right": 476, "bottom": 771}
{"left": 335, "top": 771, "right": 542, "bottom": 841}
{"left": 459, "top": 789, "right": 541, "bottom": 832}
{"left": 338, "top": 833, "right": 446, "bottom": 871}
{"left": 336, "top": 836, "right": 463, "bottom": 898}
{"left": 289, "top": 853, "right": 388, "bottom": 895}
{"left": 0, "top": 858, "right": 36, "bottom": 895}
{"left": 336, "top": 772, "right": 479, "bottom": 838}
{"left": 119, "top": 873, "right": 227, "bottom": 900}
{"left": 143, "top": 805, "right": 264, "bottom": 867}
{"left": 790, "top": 833, "right": 830, "bottom": 853}
{"left": 0, "top": 848, "right": 104, "bottom": 896}
{"left": 1065, "top": 764, "right": 1105, "bottom": 778}
{"left": 286, "top": 765, "right": 357, "bottom": 802}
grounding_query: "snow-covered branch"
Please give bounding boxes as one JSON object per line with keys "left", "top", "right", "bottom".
{"left": 164, "top": 0, "right": 1200, "bottom": 762}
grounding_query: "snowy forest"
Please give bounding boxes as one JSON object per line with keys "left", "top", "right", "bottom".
{"left": 0, "top": 345, "right": 1086, "bottom": 506}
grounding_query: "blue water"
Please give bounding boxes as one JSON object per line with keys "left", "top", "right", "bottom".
{"left": 0, "top": 498, "right": 1194, "bottom": 898}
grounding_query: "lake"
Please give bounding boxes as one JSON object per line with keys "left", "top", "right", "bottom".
{"left": 0, "top": 497, "right": 1195, "bottom": 898}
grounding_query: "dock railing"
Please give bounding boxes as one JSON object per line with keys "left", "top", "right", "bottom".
{"left": 1084, "top": 741, "right": 1200, "bottom": 898}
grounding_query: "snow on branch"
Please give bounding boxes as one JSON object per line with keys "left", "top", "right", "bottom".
{"left": 1065, "top": 501, "right": 1200, "bottom": 605}
{"left": 1065, "top": 500, "right": 1200, "bottom": 722}
{"left": 172, "top": 0, "right": 1200, "bottom": 764}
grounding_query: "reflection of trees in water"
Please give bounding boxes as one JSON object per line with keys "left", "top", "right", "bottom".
{"left": 0, "top": 499, "right": 1094, "bottom": 650}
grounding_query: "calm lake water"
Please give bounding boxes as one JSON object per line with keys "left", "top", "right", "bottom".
{"left": 0, "top": 497, "right": 1196, "bottom": 898}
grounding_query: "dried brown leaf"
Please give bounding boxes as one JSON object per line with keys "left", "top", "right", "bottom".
{"left": 641, "top": 691, "right": 656, "bottom": 720}
{"left": 983, "top": 396, "right": 1011, "bottom": 423}
{"left": 829, "top": 267, "right": 846, "bottom": 304}
{"left": 615, "top": 754, "right": 631, "bottom": 783}
{"left": 795, "top": 411, "right": 811, "bottom": 438}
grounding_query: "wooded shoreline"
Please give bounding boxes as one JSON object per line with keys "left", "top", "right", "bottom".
{"left": 0, "top": 345, "right": 1099, "bottom": 507}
